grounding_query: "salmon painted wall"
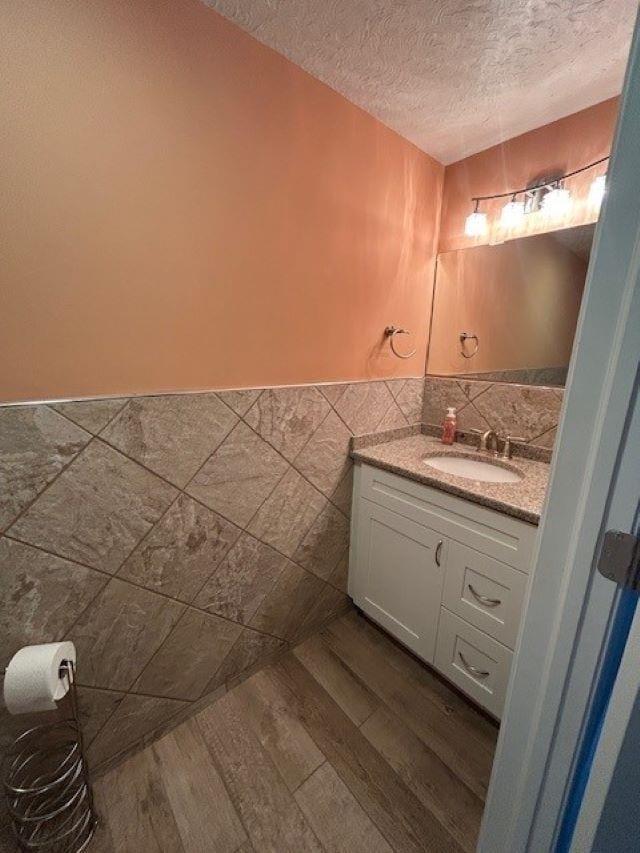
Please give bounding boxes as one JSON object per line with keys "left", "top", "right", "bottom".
{"left": 438, "top": 98, "right": 619, "bottom": 254}
{"left": 1, "top": 0, "right": 443, "bottom": 403}
{"left": 428, "top": 234, "right": 587, "bottom": 376}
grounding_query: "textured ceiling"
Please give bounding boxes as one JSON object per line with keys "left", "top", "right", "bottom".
{"left": 203, "top": 0, "right": 636, "bottom": 164}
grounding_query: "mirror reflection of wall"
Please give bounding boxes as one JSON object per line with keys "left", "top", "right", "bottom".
{"left": 426, "top": 223, "right": 595, "bottom": 387}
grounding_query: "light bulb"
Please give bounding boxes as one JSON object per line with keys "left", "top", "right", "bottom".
{"left": 541, "top": 186, "right": 571, "bottom": 218}
{"left": 500, "top": 198, "right": 525, "bottom": 227}
{"left": 464, "top": 211, "right": 487, "bottom": 237}
{"left": 588, "top": 175, "right": 606, "bottom": 208}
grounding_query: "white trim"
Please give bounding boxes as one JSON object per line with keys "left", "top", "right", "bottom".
{"left": 0, "top": 375, "right": 425, "bottom": 409}
{"left": 424, "top": 372, "right": 565, "bottom": 393}
{"left": 2, "top": 372, "right": 566, "bottom": 410}
{"left": 479, "top": 15, "right": 640, "bottom": 852}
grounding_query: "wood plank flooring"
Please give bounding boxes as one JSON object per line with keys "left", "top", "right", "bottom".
{"left": 92, "top": 610, "right": 498, "bottom": 853}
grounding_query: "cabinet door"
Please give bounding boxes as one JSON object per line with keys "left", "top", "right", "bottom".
{"left": 353, "top": 499, "right": 446, "bottom": 663}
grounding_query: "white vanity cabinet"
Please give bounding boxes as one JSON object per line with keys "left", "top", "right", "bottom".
{"left": 349, "top": 462, "right": 538, "bottom": 719}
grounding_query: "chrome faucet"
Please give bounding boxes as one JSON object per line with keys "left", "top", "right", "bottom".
{"left": 482, "top": 430, "right": 499, "bottom": 455}
{"left": 472, "top": 429, "right": 499, "bottom": 455}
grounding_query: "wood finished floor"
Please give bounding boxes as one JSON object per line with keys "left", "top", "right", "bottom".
{"left": 92, "top": 610, "right": 498, "bottom": 853}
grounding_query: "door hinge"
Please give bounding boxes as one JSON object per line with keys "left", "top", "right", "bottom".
{"left": 596, "top": 530, "right": 640, "bottom": 590}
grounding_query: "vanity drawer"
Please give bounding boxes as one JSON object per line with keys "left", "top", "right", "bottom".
{"left": 434, "top": 608, "right": 512, "bottom": 719}
{"left": 358, "top": 463, "right": 536, "bottom": 572}
{"left": 442, "top": 542, "right": 529, "bottom": 648}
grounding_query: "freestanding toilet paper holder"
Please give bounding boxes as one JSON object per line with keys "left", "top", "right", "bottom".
{"left": 3, "top": 660, "right": 97, "bottom": 852}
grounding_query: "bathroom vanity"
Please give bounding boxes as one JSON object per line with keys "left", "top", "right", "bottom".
{"left": 349, "top": 433, "right": 549, "bottom": 719}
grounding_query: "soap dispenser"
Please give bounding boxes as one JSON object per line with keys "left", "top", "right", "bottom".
{"left": 442, "top": 407, "right": 457, "bottom": 445}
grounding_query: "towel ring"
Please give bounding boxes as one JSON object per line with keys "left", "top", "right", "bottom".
{"left": 459, "top": 331, "right": 479, "bottom": 358}
{"left": 385, "top": 326, "right": 417, "bottom": 359}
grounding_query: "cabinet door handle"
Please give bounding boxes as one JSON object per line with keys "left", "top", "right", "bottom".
{"left": 467, "top": 584, "right": 501, "bottom": 607}
{"left": 458, "top": 652, "right": 490, "bottom": 678}
{"left": 435, "top": 540, "right": 443, "bottom": 567}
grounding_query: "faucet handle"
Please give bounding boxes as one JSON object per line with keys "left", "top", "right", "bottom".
{"left": 501, "top": 435, "right": 527, "bottom": 459}
{"left": 467, "top": 428, "right": 485, "bottom": 452}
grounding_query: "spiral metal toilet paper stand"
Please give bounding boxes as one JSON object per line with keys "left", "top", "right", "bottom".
{"left": 3, "top": 660, "right": 97, "bottom": 852}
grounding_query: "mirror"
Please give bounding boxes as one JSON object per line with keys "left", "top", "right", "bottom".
{"left": 426, "top": 223, "right": 595, "bottom": 387}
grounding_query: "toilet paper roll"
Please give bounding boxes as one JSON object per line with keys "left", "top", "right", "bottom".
{"left": 3, "top": 642, "right": 76, "bottom": 715}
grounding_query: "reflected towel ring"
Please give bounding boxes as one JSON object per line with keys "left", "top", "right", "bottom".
{"left": 459, "top": 331, "right": 479, "bottom": 358}
{"left": 384, "top": 326, "right": 417, "bottom": 359}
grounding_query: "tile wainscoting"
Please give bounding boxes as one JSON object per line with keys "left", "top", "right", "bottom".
{"left": 0, "top": 378, "right": 424, "bottom": 773}
{"left": 423, "top": 376, "right": 564, "bottom": 454}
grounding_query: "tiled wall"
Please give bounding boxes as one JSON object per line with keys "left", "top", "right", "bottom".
{"left": 423, "top": 376, "right": 563, "bottom": 451}
{"left": 462, "top": 366, "right": 568, "bottom": 387}
{"left": 0, "top": 378, "right": 423, "bottom": 771}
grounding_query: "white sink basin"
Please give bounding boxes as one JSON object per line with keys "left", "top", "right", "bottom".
{"left": 424, "top": 455, "right": 522, "bottom": 483}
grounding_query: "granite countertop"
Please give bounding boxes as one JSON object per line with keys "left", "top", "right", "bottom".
{"left": 351, "top": 432, "right": 550, "bottom": 525}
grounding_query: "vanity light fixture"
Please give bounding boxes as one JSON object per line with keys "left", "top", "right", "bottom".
{"left": 464, "top": 156, "right": 609, "bottom": 234}
{"left": 500, "top": 194, "right": 526, "bottom": 227}
{"left": 464, "top": 200, "right": 488, "bottom": 237}
{"left": 589, "top": 174, "right": 607, "bottom": 208}
{"left": 541, "top": 183, "right": 571, "bottom": 217}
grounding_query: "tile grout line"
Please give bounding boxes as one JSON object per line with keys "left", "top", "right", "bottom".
{"left": 392, "top": 378, "right": 424, "bottom": 424}
{"left": 77, "top": 681, "right": 191, "bottom": 705}
{"left": 234, "top": 398, "right": 341, "bottom": 517}
{"left": 190, "top": 707, "right": 266, "bottom": 853}
{"left": 7, "top": 415, "right": 338, "bottom": 599}
{"left": 325, "top": 398, "right": 357, "bottom": 439}
{"left": 270, "top": 640, "right": 406, "bottom": 853}
{"left": 183, "top": 471, "right": 292, "bottom": 619}
{"left": 98, "top": 407, "right": 239, "bottom": 495}
{"left": 464, "top": 400, "right": 491, "bottom": 430}
{"left": 191, "top": 627, "right": 256, "bottom": 704}
{"left": 2, "top": 532, "right": 293, "bottom": 646}
{"left": 223, "top": 447, "right": 338, "bottom": 567}
{"left": 127, "top": 603, "right": 198, "bottom": 696}
{"left": 6, "top": 495, "right": 344, "bottom": 631}
{"left": 168, "top": 392, "right": 249, "bottom": 492}
{"left": 527, "top": 422, "right": 559, "bottom": 443}
{"left": 356, "top": 706, "right": 379, "bottom": 731}
{"left": 455, "top": 378, "right": 494, "bottom": 405}
{"left": 0, "top": 427, "right": 94, "bottom": 536}
{"left": 385, "top": 378, "right": 407, "bottom": 402}
{"left": 91, "top": 697, "right": 195, "bottom": 779}
{"left": 111, "top": 490, "right": 216, "bottom": 589}
{"left": 113, "top": 486, "right": 242, "bottom": 608}
{"left": 50, "top": 396, "right": 130, "bottom": 438}
{"left": 317, "top": 383, "right": 347, "bottom": 408}
{"left": 192, "top": 687, "right": 328, "bottom": 853}
{"left": 184, "top": 418, "right": 291, "bottom": 534}
{"left": 290, "top": 404, "right": 335, "bottom": 470}
{"left": 311, "top": 387, "right": 397, "bottom": 517}
{"left": 241, "top": 383, "right": 402, "bottom": 519}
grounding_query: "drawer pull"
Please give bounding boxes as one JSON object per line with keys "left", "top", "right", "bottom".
{"left": 458, "top": 652, "right": 490, "bottom": 678}
{"left": 467, "top": 584, "right": 501, "bottom": 607}
{"left": 435, "top": 540, "right": 443, "bottom": 567}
